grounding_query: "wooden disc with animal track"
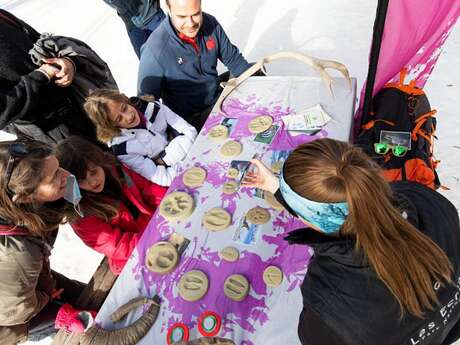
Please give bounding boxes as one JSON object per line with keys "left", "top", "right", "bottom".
{"left": 246, "top": 207, "right": 271, "bottom": 224}
{"left": 159, "top": 192, "right": 195, "bottom": 221}
{"left": 263, "top": 265, "right": 283, "bottom": 288}
{"left": 145, "top": 241, "right": 179, "bottom": 274}
{"left": 203, "top": 208, "right": 232, "bottom": 232}
{"left": 183, "top": 167, "right": 207, "bottom": 188}
{"left": 178, "top": 270, "right": 209, "bottom": 302}
{"left": 224, "top": 274, "right": 249, "bottom": 302}
{"left": 220, "top": 140, "right": 242, "bottom": 158}
{"left": 222, "top": 180, "right": 239, "bottom": 194}
{"left": 248, "top": 115, "right": 273, "bottom": 134}
{"left": 208, "top": 125, "right": 229, "bottom": 142}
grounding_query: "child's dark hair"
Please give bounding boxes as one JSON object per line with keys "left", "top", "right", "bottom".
{"left": 54, "top": 136, "right": 122, "bottom": 222}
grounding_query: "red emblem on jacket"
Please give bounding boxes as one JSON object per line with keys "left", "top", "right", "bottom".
{"left": 206, "top": 37, "right": 216, "bottom": 50}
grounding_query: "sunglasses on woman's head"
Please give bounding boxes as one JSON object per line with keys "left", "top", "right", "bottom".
{"left": 374, "top": 143, "right": 408, "bottom": 157}
{"left": 4, "top": 142, "right": 29, "bottom": 194}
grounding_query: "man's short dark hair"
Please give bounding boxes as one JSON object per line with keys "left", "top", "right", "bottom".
{"left": 166, "top": 0, "right": 201, "bottom": 8}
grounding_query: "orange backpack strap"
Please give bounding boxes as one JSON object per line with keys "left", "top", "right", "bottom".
{"left": 383, "top": 68, "right": 425, "bottom": 95}
{"left": 411, "top": 110, "right": 437, "bottom": 142}
{"left": 362, "top": 119, "right": 395, "bottom": 130}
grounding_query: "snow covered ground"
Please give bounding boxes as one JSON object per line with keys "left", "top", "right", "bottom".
{"left": 0, "top": 0, "right": 458, "bottom": 343}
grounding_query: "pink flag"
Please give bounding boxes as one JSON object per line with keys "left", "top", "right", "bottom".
{"left": 357, "top": 0, "right": 459, "bottom": 116}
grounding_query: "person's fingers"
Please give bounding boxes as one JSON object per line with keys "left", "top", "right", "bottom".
{"left": 56, "top": 65, "right": 69, "bottom": 78}
{"left": 250, "top": 158, "right": 272, "bottom": 173}
{"left": 241, "top": 176, "right": 260, "bottom": 187}
{"left": 249, "top": 158, "right": 262, "bottom": 167}
{"left": 56, "top": 69, "right": 66, "bottom": 78}
{"left": 241, "top": 181, "right": 257, "bottom": 187}
{"left": 42, "top": 57, "right": 59, "bottom": 64}
{"left": 241, "top": 176, "right": 257, "bottom": 183}
{"left": 55, "top": 77, "right": 70, "bottom": 87}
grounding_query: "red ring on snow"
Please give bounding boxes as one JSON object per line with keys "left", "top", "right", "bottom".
{"left": 167, "top": 322, "right": 189, "bottom": 345}
{"left": 198, "top": 311, "right": 222, "bottom": 337}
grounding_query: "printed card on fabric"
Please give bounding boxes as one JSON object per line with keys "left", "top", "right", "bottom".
{"left": 233, "top": 216, "right": 260, "bottom": 246}
{"left": 254, "top": 125, "right": 280, "bottom": 144}
{"left": 221, "top": 118, "right": 238, "bottom": 135}
{"left": 379, "top": 130, "right": 412, "bottom": 149}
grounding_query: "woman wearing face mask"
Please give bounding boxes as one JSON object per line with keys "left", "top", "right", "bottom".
{"left": 0, "top": 139, "right": 85, "bottom": 344}
{"left": 243, "top": 138, "right": 460, "bottom": 345}
{"left": 54, "top": 136, "right": 167, "bottom": 275}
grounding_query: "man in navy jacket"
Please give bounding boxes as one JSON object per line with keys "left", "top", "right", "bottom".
{"left": 137, "top": 0, "right": 251, "bottom": 130}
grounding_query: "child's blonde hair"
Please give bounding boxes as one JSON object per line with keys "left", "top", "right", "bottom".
{"left": 84, "top": 89, "right": 131, "bottom": 143}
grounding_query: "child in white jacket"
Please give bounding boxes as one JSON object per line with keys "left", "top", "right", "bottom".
{"left": 84, "top": 89, "right": 197, "bottom": 186}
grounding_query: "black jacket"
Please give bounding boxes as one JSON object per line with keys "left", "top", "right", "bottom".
{"left": 0, "top": 9, "right": 96, "bottom": 144}
{"left": 287, "top": 182, "right": 460, "bottom": 345}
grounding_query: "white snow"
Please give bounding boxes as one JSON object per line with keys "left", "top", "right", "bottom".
{"left": 0, "top": 0, "right": 458, "bottom": 343}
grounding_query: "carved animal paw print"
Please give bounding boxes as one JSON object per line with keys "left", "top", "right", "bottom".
{"left": 159, "top": 192, "right": 195, "bottom": 221}
{"left": 146, "top": 242, "right": 179, "bottom": 274}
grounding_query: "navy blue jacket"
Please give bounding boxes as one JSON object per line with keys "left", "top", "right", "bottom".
{"left": 138, "top": 13, "right": 250, "bottom": 120}
{"left": 103, "top": 0, "right": 160, "bottom": 29}
{"left": 286, "top": 181, "right": 460, "bottom": 345}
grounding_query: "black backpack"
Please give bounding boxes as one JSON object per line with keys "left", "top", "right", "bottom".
{"left": 356, "top": 70, "right": 440, "bottom": 189}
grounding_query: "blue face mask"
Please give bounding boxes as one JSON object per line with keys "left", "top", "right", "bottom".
{"left": 64, "top": 174, "right": 83, "bottom": 217}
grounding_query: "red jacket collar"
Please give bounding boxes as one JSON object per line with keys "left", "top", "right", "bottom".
{"left": 178, "top": 32, "right": 199, "bottom": 53}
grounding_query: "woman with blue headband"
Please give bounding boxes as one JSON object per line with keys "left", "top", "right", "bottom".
{"left": 243, "top": 138, "right": 460, "bottom": 345}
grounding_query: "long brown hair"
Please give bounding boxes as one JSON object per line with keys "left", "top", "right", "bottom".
{"left": 84, "top": 89, "right": 130, "bottom": 143}
{"left": 0, "top": 139, "right": 66, "bottom": 235}
{"left": 283, "top": 138, "right": 452, "bottom": 318}
{"left": 54, "top": 136, "right": 122, "bottom": 223}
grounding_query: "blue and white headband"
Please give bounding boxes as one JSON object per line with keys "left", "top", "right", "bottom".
{"left": 279, "top": 173, "right": 349, "bottom": 233}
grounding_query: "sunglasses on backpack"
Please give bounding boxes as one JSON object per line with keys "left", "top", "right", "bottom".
{"left": 374, "top": 142, "right": 408, "bottom": 157}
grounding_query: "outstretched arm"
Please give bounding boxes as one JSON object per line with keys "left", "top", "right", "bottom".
{"left": 0, "top": 65, "right": 59, "bottom": 129}
{"left": 214, "top": 18, "right": 251, "bottom": 77}
{"left": 118, "top": 154, "right": 178, "bottom": 187}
